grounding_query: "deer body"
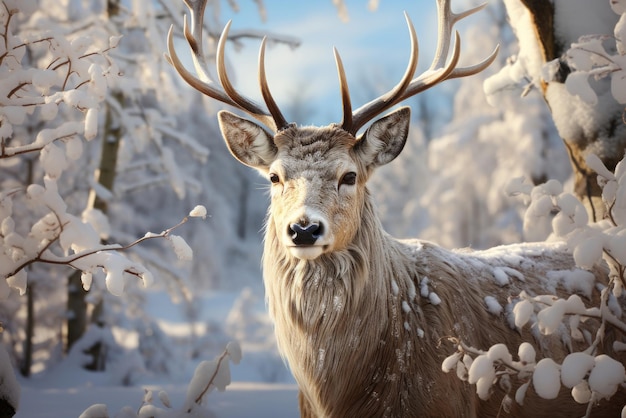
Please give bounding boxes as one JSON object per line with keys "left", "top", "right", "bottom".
{"left": 266, "top": 234, "right": 583, "bottom": 417}
{"left": 234, "top": 119, "right": 619, "bottom": 417}
{"left": 167, "top": 0, "right": 624, "bottom": 415}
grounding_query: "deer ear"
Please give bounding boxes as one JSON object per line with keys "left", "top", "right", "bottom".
{"left": 218, "top": 110, "right": 277, "bottom": 170}
{"left": 354, "top": 106, "right": 410, "bottom": 167}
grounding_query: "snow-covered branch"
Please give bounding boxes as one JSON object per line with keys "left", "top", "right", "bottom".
{"left": 446, "top": 153, "right": 626, "bottom": 416}
{"left": 78, "top": 342, "right": 242, "bottom": 418}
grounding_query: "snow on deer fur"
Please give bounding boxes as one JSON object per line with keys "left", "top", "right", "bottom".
{"left": 168, "top": 0, "right": 626, "bottom": 416}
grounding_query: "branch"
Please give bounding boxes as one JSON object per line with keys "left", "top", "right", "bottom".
{"left": 193, "top": 350, "right": 229, "bottom": 406}
{"left": 4, "top": 211, "right": 194, "bottom": 279}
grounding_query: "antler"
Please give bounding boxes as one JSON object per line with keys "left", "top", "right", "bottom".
{"left": 165, "top": 0, "right": 289, "bottom": 132}
{"left": 337, "top": 0, "right": 500, "bottom": 135}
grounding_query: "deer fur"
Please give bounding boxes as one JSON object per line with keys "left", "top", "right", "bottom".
{"left": 218, "top": 107, "right": 624, "bottom": 417}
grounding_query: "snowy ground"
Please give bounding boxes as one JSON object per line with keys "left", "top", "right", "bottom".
{"left": 15, "top": 382, "right": 299, "bottom": 418}
{"left": 12, "top": 288, "right": 300, "bottom": 418}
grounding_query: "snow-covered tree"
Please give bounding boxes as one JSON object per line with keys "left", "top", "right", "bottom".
{"left": 487, "top": 0, "right": 626, "bottom": 222}
{"left": 0, "top": 0, "right": 246, "bottom": 412}
{"left": 369, "top": 0, "right": 569, "bottom": 250}
{"left": 434, "top": 1, "right": 626, "bottom": 413}
{"left": 0, "top": 0, "right": 302, "bottom": 414}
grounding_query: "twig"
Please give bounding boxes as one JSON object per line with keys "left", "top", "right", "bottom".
{"left": 4, "top": 211, "right": 192, "bottom": 279}
{"left": 192, "top": 350, "right": 229, "bottom": 408}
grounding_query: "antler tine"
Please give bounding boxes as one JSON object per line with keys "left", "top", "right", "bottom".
{"left": 428, "top": 0, "right": 499, "bottom": 79}
{"left": 334, "top": 48, "right": 353, "bottom": 133}
{"left": 394, "top": 30, "right": 462, "bottom": 101}
{"left": 395, "top": 0, "right": 499, "bottom": 101}
{"left": 259, "top": 37, "right": 289, "bottom": 131}
{"left": 182, "top": 0, "right": 211, "bottom": 82}
{"left": 166, "top": 0, "right": 280, "bottom": 131}
{"left": 166, "top": 24, "right": 240, "bottom": 107}
{"left": 447, "top": 44, "right": 500, "bottom": 79}
{"left": 349, "top": 12, "right": 419, "bottom": 135}
{"left": 215, "top": 22, "right": 278, "bottom": 131}
{"left": 393, "top": 1, "right": 500, "bottom": 100}
{"left": 348, "top": 0, "right": 499, "bottom": 135}
{"left": 429, "top": 0, "right": 486, "bottom": 71}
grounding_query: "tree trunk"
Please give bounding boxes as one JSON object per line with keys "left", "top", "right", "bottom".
{"left": 65, "top": 270, "right": 87, "bottom": 353}
{"left": 19, "top": 283, "right": 33, "bottom": 377}
{"left": 64, "top": 0, "right": 124, "bottom": 370}
{"left": 81, "top": 90, "right": 123, "bottom": 371}
{"left": 0, "top": 344, "right": 19, "bottom": 417}
{"left": 510, "top": 0, "right": 626, "bottom": 221}
{"left": 19, "top": 162, "right": 35, "bottom": 377}
{"left": 0, "top": 399, "right": 16, "bottom": 418}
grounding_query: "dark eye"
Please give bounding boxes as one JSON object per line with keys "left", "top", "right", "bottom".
{"left": 269, "top": 173, "right": 280, "bottom": 184}
{"left": 340, "top": 172, "right": 357, "bottom": 186}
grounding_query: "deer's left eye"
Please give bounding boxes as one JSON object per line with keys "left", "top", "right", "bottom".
{"left": 269, "top": 173, "right": 280, "bottom": 184}
{"left": 339, "top": 172, "right": 357, "bottom": 186}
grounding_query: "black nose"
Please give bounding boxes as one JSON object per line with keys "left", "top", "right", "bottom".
{"left": 288, "top": 222, "right": 323, "bottom": 246}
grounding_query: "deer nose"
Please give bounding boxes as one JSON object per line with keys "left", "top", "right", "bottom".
{"left": 288, "top": 222, "right": 323, "bottom": 246}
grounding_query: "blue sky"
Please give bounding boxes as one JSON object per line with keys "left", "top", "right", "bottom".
{"left": 215, "top": 0, "right": 445, "bottom": 126}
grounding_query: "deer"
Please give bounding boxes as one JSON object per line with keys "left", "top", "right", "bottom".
{"left": 166, "top": 0, "right": 626, "bottom": 416}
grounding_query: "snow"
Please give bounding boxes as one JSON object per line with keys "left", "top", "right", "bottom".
{"left": 468, "top": 355, "right": 493, "bottom": 385}
{"left": 16, "top": 382, "right": 299, "bottom": 418}
{"left": 84, "top": 108, "right": 98, "bottom": 140}
{"left": 40, "top": 142, "right": 68, "bottom": 178}
{"left": 402, "top": 300, "right": 411, "bottom": 313}
{"left": 0, "top": 344, "right": 20, "bottom": 412}
{"left": 13, "top": 290, "right": 298, "bottom": 418}
{"left": 515, "top": 381, "right": 530, "bottom": 405}
{"left": 588, "top": 354, "right": 626, "bottom": 399}
{"left": 586, "top": 153, "right": 616, "bottom": 180}
{"left": 533, "top": 358, "right": 561, "bottom": 400}
{"left": 428, "top": 292, "right": 441, "bottom": 305}
{"left": 487, "top": 344, "right": 512, "bottom": 364}
{"left": 442, "top": 352, "right": 462, "bottom": 373}
{"left": 571, "top": 381, "right": 592, "bottom": 404}
{"left": 467, "top": 354, "right": 496, "bottom": 400}
{"left": 512, "top": 299, "right": 534, "bottom": 328}
{"left": 560, "top": 352, "right": 594, "bottom": 388}
{"left": 572, "top": 236, "right": 603, "bottom": 269}
{"left": 5, "top": 270, "right": 26, "bottom": 296}
{"left": 483, "top": 296, "right": 502, "bottom": 316}
{"left": 189, "top": 205, "right": 207, "bottom": 219}
{"left": 517, "top": 342, "right": 536, "bottom": 365}
{"left": 169, "top": 235, "right": 194, "bottom": 261}
{"left": 492, "top": 267, "right": 510, "bottom": 286}
{"left": 608, "top": 234, "right": 626, "bottom": 265}
{"left": 391, "top": 279, "right": 399, "bottom": 296}
{"left": 419, "top": 277, "right": 429, "bottom": 298}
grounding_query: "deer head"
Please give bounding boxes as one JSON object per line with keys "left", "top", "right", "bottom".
{"left": 166, "top": 0, "right": 499, "bottom": 261}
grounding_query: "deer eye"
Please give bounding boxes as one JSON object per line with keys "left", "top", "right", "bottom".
{"left": 269, "top": 173, "right": 280, "bottom": 184}
{"left": 339, "top": 172, "right": 357, "bottom": 186}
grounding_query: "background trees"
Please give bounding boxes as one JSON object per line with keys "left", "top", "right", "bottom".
{"left": 1, "top": 0, "right": 626, "bottom": 416}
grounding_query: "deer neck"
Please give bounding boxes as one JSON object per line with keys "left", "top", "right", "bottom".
{"left": 262, "top": 196, "right": 425, "bottom": 412}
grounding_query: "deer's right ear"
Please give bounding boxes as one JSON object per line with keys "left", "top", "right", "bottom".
{"left": 354, "top": 107, "right": 410, "bottom": 168}
{"left": 218, "top": 110, "right": 277, "bottom": 170}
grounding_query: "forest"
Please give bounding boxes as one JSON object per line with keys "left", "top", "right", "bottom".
{"left": 1, "top": 0, "right": 626, "bottom": 416}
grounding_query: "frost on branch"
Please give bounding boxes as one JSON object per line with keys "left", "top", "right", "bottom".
{"left": 560, "top": 2, "right": 626, "bottom": 107}
{"left": 1, "top": 197, "right": 204, "bottom": 299}
{"left": 442, "top": 154, "right": 626, "bottom": 415}
{"left": 0, "top": 1, "right": 212, "bottom": 301}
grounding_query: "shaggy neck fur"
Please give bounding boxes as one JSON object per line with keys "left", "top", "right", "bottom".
{"left": 262, "top": 191, "right": 475, "bottom": 417}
